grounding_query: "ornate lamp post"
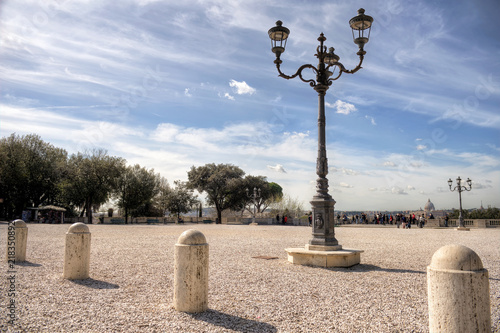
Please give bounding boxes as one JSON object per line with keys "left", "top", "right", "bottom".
{"left": 268, "top": 9, "right": 373, "bottom": 250}
{"left": 246, "top": 187, "right": 261, "bottom": 225}
{"left": 448, "top": 176, "right": 472, "bottom": 229}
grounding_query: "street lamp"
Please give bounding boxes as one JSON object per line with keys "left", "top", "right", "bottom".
{"left": 268, "top": 9, "right": 373, "bottom": 249}
{"left": 448, "top": 176, "right": 472, "bottom": 229}
{"left": 246, "top": 187, "right": 261, "bottom": 225}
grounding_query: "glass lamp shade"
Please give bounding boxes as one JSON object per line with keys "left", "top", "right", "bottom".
{"left": 349, "top": 8, "right": 373, "bottom": 47}
{"left": 448, "top": 179, "right": 453, "bottom": 188}
{"left": 268, "top": 20, "right": 290, "bottom": 55}
{"left": 324, "top": 47, "right": 340, "bottom": 65}
{"left": 466, "top": 178, "right": 472, "bottom": 187}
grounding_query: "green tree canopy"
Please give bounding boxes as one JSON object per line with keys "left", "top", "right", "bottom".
{"left": 165, "top": 180, "right": 198, "bottom": 220}
{"left": 187, "top": 163, "right": 246, "bottom": 223}
{"left": 448, "top": 207, "right": 500, "bottom": 219}
{"left": 62, "top": 149, "right": 125, "bottom": 224}
{"left": 242, "top": 176, "right": 283, "bottom": 215}
{"left": 153, "top": 176, "right": 171, "bottom": 217}
{"left": 115, "top": 164, "right": 160, "bottom": 223}
{"left": 0, "top": 133, "right": 67, "bottom": 218}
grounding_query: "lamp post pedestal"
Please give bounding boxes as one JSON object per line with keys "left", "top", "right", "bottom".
{"left": 309, "top": 197, "right": 339, "bottom": 249}
{"left": 286, "top": 195, "right": 363, "bottom": 268}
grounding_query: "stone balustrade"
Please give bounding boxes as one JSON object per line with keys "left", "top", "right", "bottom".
{"left": 429, "top": 219, "right": 500, "bottom": 228}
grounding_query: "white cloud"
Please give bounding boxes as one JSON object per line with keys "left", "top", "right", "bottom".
{"left": 184, "top": 88, "right": 192, "bottom": 97}
{"left": 339, "top": 182, "right": 354, "bottom": 188}
{"left": 327, "top": 100, "right": 357, "bottom": 115}
{"left": 472, "top": 182, "right": 492, "bottom": 189}
{"left": 383, "top": 161, "right": 397, "bottom": 167}
{"left": 224, "top": 93, "right": 235, "bottom": 101}
{"left": 267, "top": 164, "right": 287, "bottom": 173}
{"left": 392, "top": 187, "right": 408, "bottom": 195}
{"left": 416, "top": 144, "right": 427, "bottom": 150}
{"left": 229, "top": 80, "right": 256, "bottom": 95}
{"left": 365, "top": 115, "right": 376, "bottom": 125}
{"left": 341, "top": 168, "right": 359, "bottom": 176}
{"left": 407, "top": 185, "right": 416, "bottom": 191}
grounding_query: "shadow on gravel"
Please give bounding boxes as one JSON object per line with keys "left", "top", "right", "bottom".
{"left": 328, "top": 264, "right": 425, "bottom": 274}
{"left": 70, "top": 278, "right": 119, "bottom": 290}
{"left": 16, "top": 261, "right": 42, "bottom": 267}
{"left": 191, "top": 309, "right": 277, "bottom": 333}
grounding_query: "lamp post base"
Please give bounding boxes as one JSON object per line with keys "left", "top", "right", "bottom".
{"left": 309, "top": 197, "right": 338, "bottom": 247}
{"left": 282, "top": 196, "right": 363, "bottom": 268}
{"left": 285, "top": 247, "right": 363, "bottom": 268}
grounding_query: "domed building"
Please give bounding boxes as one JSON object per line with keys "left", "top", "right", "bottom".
{"left": 424, "top": 198, "right": 436, "bottom": 212}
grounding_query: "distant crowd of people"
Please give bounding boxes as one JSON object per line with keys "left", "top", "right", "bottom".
{"left": 337, "top": 212, "right": 435, "bottom": 228}
{"left": 276, "top": 214, "right": 288, "bottom": 225}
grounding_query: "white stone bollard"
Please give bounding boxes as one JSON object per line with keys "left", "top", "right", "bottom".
{"left": 6, "top": 220, "right": 28, "bottom": 262}
{"left": 63, "top": 223, "right": 91, "bottom": 280}
{"left": 173, "top": 229, "right": 209, "bottom": 313}
{"left": 427, "top": 244, "right": 491, "bottom": 333}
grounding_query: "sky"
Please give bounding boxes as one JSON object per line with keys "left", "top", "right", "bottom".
{"left": 1, "top": 0, "right": 499, "bottom": 211}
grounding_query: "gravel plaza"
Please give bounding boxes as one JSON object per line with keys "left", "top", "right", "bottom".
{"left": 1, "top": 223, "right": 499, "bottom": 332}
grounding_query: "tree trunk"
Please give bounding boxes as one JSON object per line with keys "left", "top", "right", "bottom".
{"left": 86, "top": 197, "right": 93, "bottom": 225}
{"left": 217, "top": 209, "right": 222, "bottom": 224}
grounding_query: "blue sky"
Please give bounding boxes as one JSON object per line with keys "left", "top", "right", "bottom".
{"left": 1, "top": 0, "right": 499, "bottom": 211}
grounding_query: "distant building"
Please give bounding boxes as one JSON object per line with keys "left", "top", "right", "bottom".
{"left": 424, "top": 198, "right": 436, "bottom": 212}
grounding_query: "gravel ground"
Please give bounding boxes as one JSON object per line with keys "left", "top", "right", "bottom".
{"left": 0, "top": 223, "right": 499, "bottom": 333}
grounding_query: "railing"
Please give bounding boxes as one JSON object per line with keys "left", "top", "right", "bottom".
{"left": 437, "top": 219, "right": 500, "bottom": 228}
{"left": 62, "top": 216, "right": 500, "bottom": 227}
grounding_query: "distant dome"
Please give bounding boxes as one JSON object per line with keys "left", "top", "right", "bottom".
{"left": 424, "top": 198, "right": 435, "bottom": 212}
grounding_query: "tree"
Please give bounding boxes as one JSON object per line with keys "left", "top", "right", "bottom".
{"left": 63, "top": 149, "right": 125, "bottom": 224}
{"left": 115, "top": 164, "right": 160, "bottom": 223}
{"left": 270, "top": 194, "right": 304, "bottom": 218}
{"left": 0, "top": 133, "right": 67, "bottom": 218}
{"left": 153, "top": 176, "right": 171, "bottom": 217}
{"left": 242, "top": 176, "right": 283, "bottom": 215}
{"left": 187, "top": 163, "right": 246, "bottom": 223}
{"left": 449, "top": 207, "right": 500, "bottom": 219}
{"left": 165, "top": 180, "right": 198, "bottom": 220}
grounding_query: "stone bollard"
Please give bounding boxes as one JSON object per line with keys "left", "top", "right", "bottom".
{"left": 173, "top": 229, "right": 209, "bottom": 313}
{"left": 63, "top": 223, "right": 91, "bottom": 280}
{"left": 427, "top": 244, "right": 491, "bottom": 333}
{"left": 6, "top": 220, "right": 28, "bottom": 262}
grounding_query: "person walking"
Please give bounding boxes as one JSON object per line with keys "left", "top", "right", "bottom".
{"left": 418, "top": 214, "right": 425, "bottom": 228}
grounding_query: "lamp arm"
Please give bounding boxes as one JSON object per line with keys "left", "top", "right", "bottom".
{"left": 326, "top": 64, "right": 343, "bottom": 81}
{"left": 334, "top": 52, "right": 365, "bottom": 75}
{"left": 275, "top": 60, "right": 318, "bottom": 86}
